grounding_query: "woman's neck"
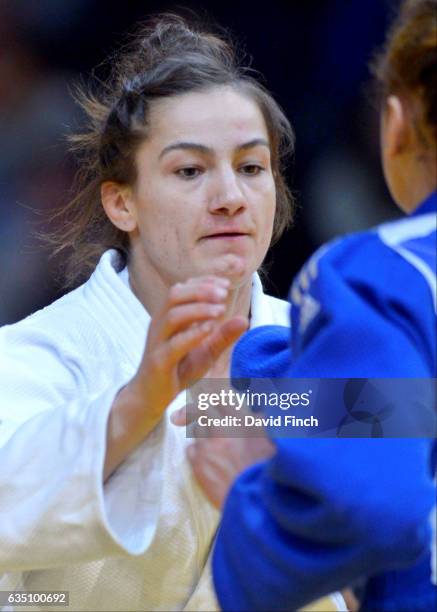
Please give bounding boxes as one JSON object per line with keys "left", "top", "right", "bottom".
{"left": 205, "top": 280, "right": 252, "bottom": 378}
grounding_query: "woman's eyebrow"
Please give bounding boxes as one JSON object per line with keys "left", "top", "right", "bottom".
{"left": 159, "top": 138, "right": 270, "bottom": 160}
{"left": 237, "top": 138, "right": 270, "bottom": 151}
{"left": 159, "top": 142, "right": 213, "bottom": 159}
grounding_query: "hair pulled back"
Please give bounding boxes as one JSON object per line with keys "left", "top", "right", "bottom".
{"left": 53, "top": 14, "right": 295, "bottom": 287}
{"left": 372, "top": 0, "right": 436, "bottom": 144}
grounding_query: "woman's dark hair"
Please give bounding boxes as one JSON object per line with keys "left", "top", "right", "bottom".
{"left": 52, "top": 14, "right": 295, "bottom": 287}
{"left": 372, "top": 0, "right": 436, "bottom": 145}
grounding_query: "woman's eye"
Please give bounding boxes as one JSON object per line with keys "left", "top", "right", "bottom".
{"left": 175, "top": 167, "right": 202, "bottom": 179}
{"left": 240, "top": 164, "right": 264, "bottom": 176}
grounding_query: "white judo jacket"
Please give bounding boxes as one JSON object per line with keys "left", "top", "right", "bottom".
{"left": 0, "top": 250, "right": 290, "bottom": 612}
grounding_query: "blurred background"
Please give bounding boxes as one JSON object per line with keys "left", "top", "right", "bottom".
{"left": 0, "top": 0, "right": 402, "bottom": 326}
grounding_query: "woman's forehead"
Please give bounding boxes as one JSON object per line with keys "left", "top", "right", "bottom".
{"left": 146, "top": 87, "right": 269, "bottom": 147}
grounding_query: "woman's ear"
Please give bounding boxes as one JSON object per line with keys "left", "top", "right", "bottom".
{"left": 101, "top": 182, "right": 137, "bottom": 232}
{"left": 382, "top": 95, "right": 410, "bottom": 159}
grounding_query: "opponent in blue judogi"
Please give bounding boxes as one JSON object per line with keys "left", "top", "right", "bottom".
{"left": 212, "top": 192, "right": 437, "bottom": 611}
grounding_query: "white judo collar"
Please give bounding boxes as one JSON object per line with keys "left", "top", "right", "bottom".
{"left": 81, "top": 250, "right": 274, "bottom": 369}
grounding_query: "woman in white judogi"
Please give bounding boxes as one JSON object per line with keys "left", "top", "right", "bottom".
{"left": 0, "top": 14, "right": 343, "bottom": 612}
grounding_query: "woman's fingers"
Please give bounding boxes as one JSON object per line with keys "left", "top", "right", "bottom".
{"left": 186, "top": 437, "right": 275, "bottom": 509}
{"left": 170, "top": 405, "right": 187, "bottom": 426}
{"left": 167, "top": 277, "right": 230, "bottom": 308}
{"left": 178, "top": 316, "right": 248, "bottom": 383}
{"left": 143, "top": 278, "right": 248, "bottom": 400}
{"left": 183, "top": 275, "right": 230, "bottom": 288}
{"left": 170, "top": 403, "right": 197, "bottom": 427}
{"left": 190, "top": 316, "right": 249, "bottom": 366}
{"left": 149, "top": 276, "right": 231, "bottom": 344}
{"left": 163, "top": 302, "right": 226, "bottom": 338}
{"left": 186, "top": 441, "right": 226, "bottom": 509}
{"left": 160, "top": 320, "right": 216, "bottom": 368}
{"left": 162, "top": 315, "right": 247, "bottom": 376}
{"left": 203, "top": 316, "right": 249, "bottom": 361}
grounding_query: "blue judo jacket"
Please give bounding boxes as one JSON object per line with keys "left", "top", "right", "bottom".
{"left": 212, "top": 192, "right": 437, "bottom": 611}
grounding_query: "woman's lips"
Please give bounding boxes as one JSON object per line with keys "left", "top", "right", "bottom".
{"left": 201, "top": 232, "right": 249, "bottom": 240}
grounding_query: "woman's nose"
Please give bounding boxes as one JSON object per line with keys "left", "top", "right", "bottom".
{"left": 208, "top": 169, "right": 246, "bottom": 216}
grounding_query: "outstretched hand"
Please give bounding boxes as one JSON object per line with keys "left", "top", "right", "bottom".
{"left": 130, "top": 275, "right": 248, "bottom": 421}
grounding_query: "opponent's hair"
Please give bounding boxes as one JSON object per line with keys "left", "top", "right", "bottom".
{"left": 372, "top": 0, "right": 436, "bottom": 145}
{"left": 51, "top": 14, "right": 295, "bottom": 287}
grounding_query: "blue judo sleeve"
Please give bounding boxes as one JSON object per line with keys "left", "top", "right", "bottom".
{"left": 213, "top": 437, "right": 434, "bottom": 611}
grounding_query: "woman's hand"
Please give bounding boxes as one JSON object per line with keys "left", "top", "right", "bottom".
{"left": 172, "top": 401, "right": 274, "bottom": 509}
{"left": 182, "top": 436, "right": 275, "bottom": 509}
{"left": 104, "top": 276, "right": 248, "bottom": 479}
{"left": 131, "top": 275, "right": 248, "bottom": 417}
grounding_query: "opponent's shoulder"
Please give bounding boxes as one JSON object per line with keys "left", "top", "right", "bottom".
{"left": 377, "top": 208, "right": 436, "bottom": 249}
{"left": 325, "top": 211, "right": 435, "bottom": 275}
{"left": 292, "top": 220, "right": 435, "bottom": 310}
{"left": 376, "top": 212, "right": 436, "bottom": 309}
{"left": 301, "top": 228, "right": 397, "bottom": 275}
{"left": 290, "top": 222, "right": 436, "bottom": 374}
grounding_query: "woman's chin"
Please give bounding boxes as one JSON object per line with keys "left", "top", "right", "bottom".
{"left": 207, "top": 254, "right": 253, "bottom": 285}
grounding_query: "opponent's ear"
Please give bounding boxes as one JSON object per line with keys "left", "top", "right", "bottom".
{"left": 382, "top": 95, "right": 410, "bottom": 159}
{"left": 101, "top": 182, "right": 137, "bottom": 232}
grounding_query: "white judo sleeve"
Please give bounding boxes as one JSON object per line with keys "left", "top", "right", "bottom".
{"left": 0, "top": 385, "right": 159, "bottom": 573}
{"left": 0, "top": 314, "right": 160, "bottom": 573}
